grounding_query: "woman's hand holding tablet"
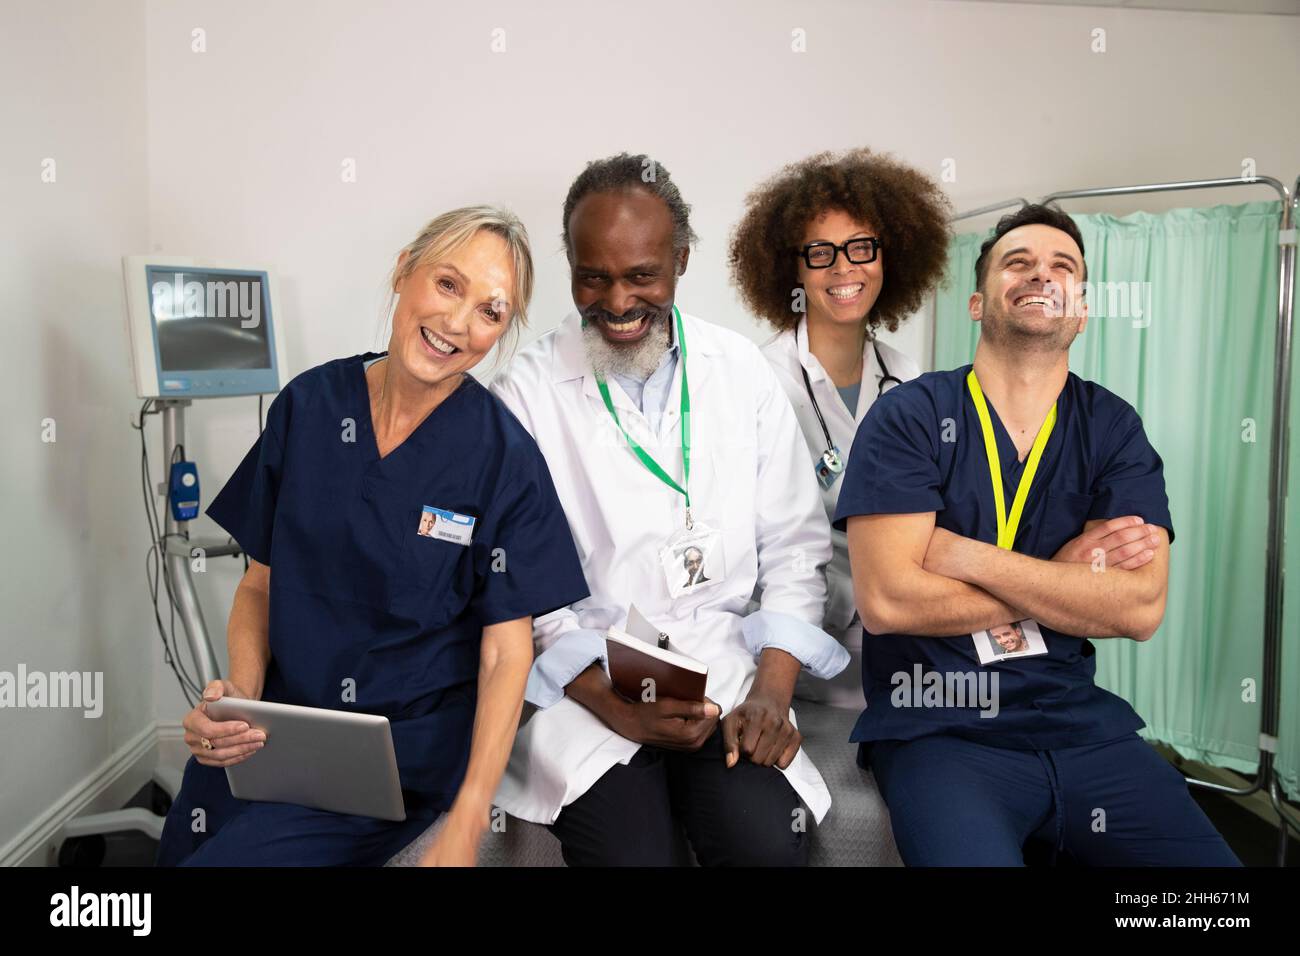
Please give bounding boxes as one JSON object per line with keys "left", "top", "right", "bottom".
{"left": 182, "top": 678, "right": 266, "bottom": 767}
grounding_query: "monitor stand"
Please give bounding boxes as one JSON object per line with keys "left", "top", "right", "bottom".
{"left": 55, "top": 399, "right": 242, "bottom": 864}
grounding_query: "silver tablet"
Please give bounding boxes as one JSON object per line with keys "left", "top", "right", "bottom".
{"left": 205, "top": 697, "right": 406, "bottom": 822}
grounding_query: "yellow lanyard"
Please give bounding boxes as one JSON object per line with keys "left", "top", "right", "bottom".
{"left": 966, "top": 370, "right": 1057, "bottom": 550}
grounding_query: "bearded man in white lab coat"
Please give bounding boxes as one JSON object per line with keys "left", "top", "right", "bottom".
{"left": 489, "top": 153, "right": 848, "bottom": 866}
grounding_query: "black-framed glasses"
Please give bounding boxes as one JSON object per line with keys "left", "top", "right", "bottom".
{"left": 796, "top": 237, "right": 881, "bottom": 269}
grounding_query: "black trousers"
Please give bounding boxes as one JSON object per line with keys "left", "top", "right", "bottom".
{"left": 549, "top": 728, "right": 812, "bottom": 866}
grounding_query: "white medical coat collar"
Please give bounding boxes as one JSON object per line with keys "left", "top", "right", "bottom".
{"left": 794, "top": 315, "right": 881, "bottom": 392}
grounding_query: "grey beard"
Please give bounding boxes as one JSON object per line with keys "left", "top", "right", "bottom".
{"left": 582, "top": 315, "right": 672, "bottom": 381}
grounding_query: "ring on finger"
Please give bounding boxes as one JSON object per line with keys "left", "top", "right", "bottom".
{"left": 200, "top": 737, "right": 214, "bottom": 750}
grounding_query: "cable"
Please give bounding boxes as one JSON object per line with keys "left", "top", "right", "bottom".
{"left": 145, "top": 537, "right": 203, "bottom": 700}
{"left": 140, "top": 404, "right": 200, "bottom": 700}
{"left": 134, "top": 400, "right": 203, "bottom": 703}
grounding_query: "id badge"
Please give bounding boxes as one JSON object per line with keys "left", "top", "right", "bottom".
{"left": 971, "top": 618, "right": 1047, "bottom": 665}
{"left": 814, "top": 446, "right": 845, "bottom": 491}
{"left": 659, "top": 521, "right": 725, "bottom": 598}
{"left": 417, "top": 505, "right": 476, "bottom": 546}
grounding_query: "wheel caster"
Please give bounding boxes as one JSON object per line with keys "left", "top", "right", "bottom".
{"left": 58, "top": 835, "right": 107, "bottom": 868}
{"left": 150, "top": 783, "right": 173, "bottom": 817}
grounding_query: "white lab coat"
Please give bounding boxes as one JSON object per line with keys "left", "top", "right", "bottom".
{"left": 760, "top": 318, "right": 922, "bottom": 707}
{"left": 490, "top": 310, "right": 839, "bottom": 825}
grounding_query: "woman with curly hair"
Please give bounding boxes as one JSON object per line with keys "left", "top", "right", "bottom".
{"left": 729, "top": 148, "right": 951, "bottom": 707}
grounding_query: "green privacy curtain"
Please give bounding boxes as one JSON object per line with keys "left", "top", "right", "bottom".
{"left": 933, "top": 200, "right": 1298, "bottom": 800}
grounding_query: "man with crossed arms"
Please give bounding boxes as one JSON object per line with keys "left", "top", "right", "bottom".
{"left": 836, "top": 203, "right": 1239, "bottom": 866}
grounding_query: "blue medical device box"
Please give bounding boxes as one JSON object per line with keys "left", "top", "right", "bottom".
{"left": 169, "top": 461, "right": 200, "bottom": 521}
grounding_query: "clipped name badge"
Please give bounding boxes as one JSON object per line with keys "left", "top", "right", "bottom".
{"left": 971, "top": 618, "right": 1048, "bottom": 665}
{"left": 417, "top": 505, "right": 476, "bottom": 546}
{"left": 814, "top": 445, "right": 845, "bottom": 491}
{"left": 659, "top": 521, "right": 725, "bottom": 599}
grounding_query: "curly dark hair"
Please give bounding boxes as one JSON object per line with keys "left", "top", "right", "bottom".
{"left": 728, "top": 148, "right": 952, "bottom": 334}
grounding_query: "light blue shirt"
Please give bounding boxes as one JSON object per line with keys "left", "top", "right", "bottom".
{"left": 608, "top": 345, "right": 680, "bottom": 433}
{"left": 837, "top": 381, "right": 862, "bottom": 417}
{"left": 524, "top": 343, "right": 849, "bottom": 709}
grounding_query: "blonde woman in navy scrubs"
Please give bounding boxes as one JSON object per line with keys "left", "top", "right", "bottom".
{"left": 729, "top": 149, "right": 951, "bottom": 707}
{"left": 156, "top": 207, "right": 589, "bottom": 867}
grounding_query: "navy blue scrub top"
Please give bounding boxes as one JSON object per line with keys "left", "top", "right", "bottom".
{"left": 206, "top": 353, "right": 590, "bottom": 815}
{"left": 833, "top": 364, "right": 1174, "bottom": 755}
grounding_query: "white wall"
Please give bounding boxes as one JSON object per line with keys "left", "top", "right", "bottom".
{"left": 2, "top": 0, "right": 1297, "bottom": 854}
{"left": 145, "top": 0, "right": 1299, "bottom": 718}
{"left": 0, "top": 0, "right": 154, "bottom": 860}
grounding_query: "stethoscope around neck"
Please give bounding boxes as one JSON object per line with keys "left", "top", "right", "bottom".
{"left": 800, "top": 341, "right": 900, "bottom": 476}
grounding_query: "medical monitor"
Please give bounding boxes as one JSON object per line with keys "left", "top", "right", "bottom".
{"left": 122, "top": 255, "right": 288, "bottom": 398}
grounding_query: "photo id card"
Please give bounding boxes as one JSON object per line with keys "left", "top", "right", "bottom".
{"left": 814, "top": 446, "right": 845, "bottom": 491}
{"left": 659, "top": 522, "right": 725, "bottom": 599}
{"left": 972, "top": 618, "right": 1047, "bottom": 665}
{"left": 417, "top": 505, "right": 476, "bottom": 546}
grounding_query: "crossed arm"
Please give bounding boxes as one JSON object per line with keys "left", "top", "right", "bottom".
{"left": 846, "top": 511, "right": 1170, "bottom": 642}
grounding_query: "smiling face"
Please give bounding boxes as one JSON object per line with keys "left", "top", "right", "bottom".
{"left": 972, "top": 224, "right": 1088, "bottom": 351}
{"left": 569, "top": 188, "right": 686, "bottom": 346}
{"left": 389, "top": 228, "right": 516, "bottom": 389}
{"left": 798, "top": 208, "right": 885, "bottom": 332}
{"left": 990, "top": 623, "right": 1024, "bottom": 652}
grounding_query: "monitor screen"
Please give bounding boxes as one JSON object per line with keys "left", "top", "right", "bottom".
{"left": 146, "top": 267, "right": 272, "bottom": 372}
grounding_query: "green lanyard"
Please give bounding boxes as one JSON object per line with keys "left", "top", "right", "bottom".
{"left": 595, "top": 306, "right": 694, "bottom": 528}
{"left": 966, "top": 369, "right": 1057, "bottom": 550}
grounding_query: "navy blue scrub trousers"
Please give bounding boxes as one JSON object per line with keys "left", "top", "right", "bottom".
{"left": 870, "top": 732, "right": 1241, "bottom": 866}
{"left": 156, "top": 757, "right": 436, "bottom": 866}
